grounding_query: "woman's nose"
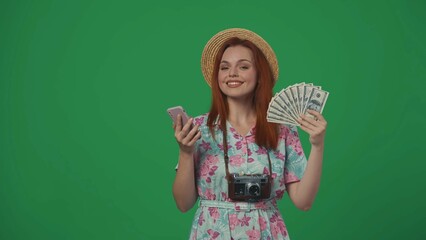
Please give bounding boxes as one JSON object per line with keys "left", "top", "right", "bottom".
{"left": 229, "top": 67, "right": 239, "bottom": 77}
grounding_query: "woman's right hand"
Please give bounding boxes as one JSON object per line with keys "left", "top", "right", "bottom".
{"left": 172, "top": 115, "right": 200, "bottom": 212}
{"left": 173, "top": 114, "right": 201, "bottom": 154}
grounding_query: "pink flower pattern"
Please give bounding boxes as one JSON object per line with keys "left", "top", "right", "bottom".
{"left": 188, "top": 114, "right": 307, "bottom": 240}
{"left": 201, "top": 140, "right": 212, "bottom": 151}
{"left": 194, "top": 116, "right": 205, "bottom": 126}
{"left": 270, "top": 212, "right": 288, "bottom": 238}
{"left": 229, "top": 155, "right": 245, "bottom": 167}
{"left": 240, "top": 215, "right": 251, "bottom": 227}
{"left": 205, "top": 188, "right": 216, "bottom": 200}
{"left": 235, "top": 140, "right": 243, "bottom": 150}
{"left": 246, "top": 229, "right": 261, "bottom": 240}
{"left": 207, "top": 229, "right": 220, "bottom": 239}
{"left": 198, "top": 210, "right": 205, "bottom": 226}
{"left": 208, "top": 207, "right": 220, "bottom": 222}
{"left": 229, "top": 214, "right": 240, "bottom": 230}
{"left": 259, "top": 216, "right": 267, "bottom": 231}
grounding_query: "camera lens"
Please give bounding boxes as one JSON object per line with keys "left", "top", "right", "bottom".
{"left": 247, "top": 183, "right": 260, "bottom": 196}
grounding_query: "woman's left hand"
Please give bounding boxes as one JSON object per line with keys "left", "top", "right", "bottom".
{"left": 297, "top": 110, "right": 327, "bottom": 147}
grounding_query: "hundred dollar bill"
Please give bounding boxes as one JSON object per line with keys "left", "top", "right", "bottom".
{"left": 300, "top": 83, "right": 312, "bottom": 110}
{"left": 297, "top": 83, "right": 306, "bottom": 115}
{"left": 304, "top": 88, "right": 329, "bottom": 119}
{"left": 289, "top": 86, "right": 300, "bottom": 115}
{"left": 267, "top": 117, "right": 294, "bottom": 126}
{"left": 277, "top": 90, "right": 300, "bottom": 121}
{"left": 267, "top": 82, "right": 329, "bottom": 126}
{"left": 267, "top": 111, "right": 298, "bottom": 125}
{"left": 268, "top": 99, "right": 298, "bottom": 124}
{"left": 302, "top": 84, "right": 321, "bottom": 113}
{"left": 267, "top": 116, "right": 300, "bottom": 126}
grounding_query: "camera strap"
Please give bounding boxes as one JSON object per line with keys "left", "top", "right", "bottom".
{"left": 222, "top": 128, "right": 273, "bottom": 179}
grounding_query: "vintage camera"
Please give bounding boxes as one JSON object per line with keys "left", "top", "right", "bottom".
{"left": 228, "top": 173, "right": 271, "bottom": 202}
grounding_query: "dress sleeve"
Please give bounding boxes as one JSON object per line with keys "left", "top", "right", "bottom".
{"left": 283, "top": 125, "right": 307, "bottom": 184}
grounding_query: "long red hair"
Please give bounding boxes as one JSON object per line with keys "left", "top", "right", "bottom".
{"left": 207, "top": 37, "right": 279, "bottom": 150}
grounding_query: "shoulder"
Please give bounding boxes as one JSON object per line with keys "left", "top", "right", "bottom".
{"left": 192, "top": 113, "right": 209, "bottom": 126}
{"left": 277, "top": 124, "right": 300, "bottom": 139}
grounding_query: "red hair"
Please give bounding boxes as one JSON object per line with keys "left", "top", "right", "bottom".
{"left": 207, "top": 37, "right": 279, "bottom": 150}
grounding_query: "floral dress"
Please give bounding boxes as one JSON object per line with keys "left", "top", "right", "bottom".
{"left": 188, "top": 114, "right": 307, "bottom": 240}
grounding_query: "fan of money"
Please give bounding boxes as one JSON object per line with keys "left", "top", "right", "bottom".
{"left": 267, "top": 82, "right": 329, "bottom": 126}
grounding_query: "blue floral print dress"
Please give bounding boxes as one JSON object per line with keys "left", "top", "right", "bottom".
{"left": 187, "top": 114, "right": 307, "bottom": 240}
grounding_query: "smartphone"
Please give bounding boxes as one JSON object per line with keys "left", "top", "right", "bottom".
{"left": 167, "top": 106, "right": 190, "bottom": 126}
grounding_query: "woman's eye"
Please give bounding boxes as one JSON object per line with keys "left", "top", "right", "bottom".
{"left": 220, "top": 66, "right": 229, "bottom": 70}
{"left": 240, "top": 66, "right": 249, "bottom": 70}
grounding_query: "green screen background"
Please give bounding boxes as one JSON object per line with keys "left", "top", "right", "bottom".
{"left": 1, "top": 0, "right": 425, "bottom": 239}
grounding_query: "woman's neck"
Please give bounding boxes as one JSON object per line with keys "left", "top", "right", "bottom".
{"left": 226, "top": 97, "right": 256, "bottom": 128}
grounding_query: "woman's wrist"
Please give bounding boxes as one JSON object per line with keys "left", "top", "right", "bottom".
{"left": 179, "top": 149, "right": 194, "bottom": 160}
{"left": 311, "top": 143, "right": 324, "bottom": 152}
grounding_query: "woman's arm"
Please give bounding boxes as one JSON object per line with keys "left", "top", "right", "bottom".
{"left": 172, "top": 115, "right": 201, "bottom": 212}
{"left": 287, "top": 110, "right": 327, "bottom": 211}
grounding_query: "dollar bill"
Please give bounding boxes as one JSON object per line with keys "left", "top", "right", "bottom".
{"left": 277, "top": 90, "right": 299, "bottom": 121}
{"left": 267, "top": 82, "right": 329, "bottom": 126}
{"left": 304, "top": 88, "right": 329, "bottom": 118}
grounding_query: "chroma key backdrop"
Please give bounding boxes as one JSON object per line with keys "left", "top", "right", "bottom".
{"left": 1, "top": 0, "right": 425, "bottom": 239}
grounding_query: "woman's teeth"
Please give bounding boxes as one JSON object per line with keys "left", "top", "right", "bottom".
{"left": 227, "top": 81, "right": 243, "bottom": 87}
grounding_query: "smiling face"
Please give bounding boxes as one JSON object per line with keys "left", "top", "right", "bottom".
{"left": 218, "top": 45, "right": 258, "bottom": 101}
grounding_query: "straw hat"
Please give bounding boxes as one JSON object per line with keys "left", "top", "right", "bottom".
{"left": 201, "top": 28, "right": 279, "bottom": 87}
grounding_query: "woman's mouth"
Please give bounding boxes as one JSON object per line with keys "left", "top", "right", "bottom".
{"left": 226, "top": 81, "right": 244, "bottom": 88}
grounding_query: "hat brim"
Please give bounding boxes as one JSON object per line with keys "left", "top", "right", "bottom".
{"left": 201, "top": 28, "right": 279, "bottom": 87}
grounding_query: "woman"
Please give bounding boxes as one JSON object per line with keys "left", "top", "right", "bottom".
{"left": 172, "top": 28, "right": 327, "bottom": 239}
